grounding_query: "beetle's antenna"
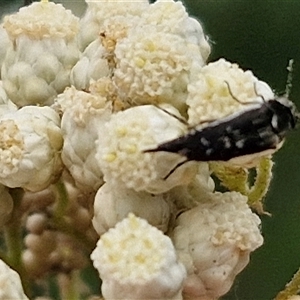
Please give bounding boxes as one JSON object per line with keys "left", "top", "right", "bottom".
{"left": 163, "top": 159, "right": 189, "bottom": 180}
{"left": 224, "top": 81, "right": 244, "bottom": 104}
{"left": 156, "top": 105, "right": 188, "bottom": 125}
{"left": 285, "top": 59, "right": 294, "bottom": 98}
{"left": 253, "top": 81, "right": 267, "bottom": 103}
{"left": 225, "top": 81, "right": 259, "bottom": 106}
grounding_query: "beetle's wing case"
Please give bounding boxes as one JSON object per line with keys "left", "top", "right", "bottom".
{"left": 146, "top": 98, "right": 298, "bottom": 165}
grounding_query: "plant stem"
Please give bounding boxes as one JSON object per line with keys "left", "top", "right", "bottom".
{"left": 54, "top": 180, "right": 69, "bottom": 220}
{"left": 248, "top": 156, "right": 273, "bottom": 213}
{"left": 4, "top": 188, "right": 31, "bottom": 298}
{"left": 49, "top": 216, "right": 96, "bottom": 253}
{"left": 51, "top": 181, "right": 96, "bottom": 252}
{"left": 57, "top": 271, "right": 81, "bottom": 300}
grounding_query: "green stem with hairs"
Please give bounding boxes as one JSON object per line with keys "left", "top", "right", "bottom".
{"left": 247, "top": 157, "right": 273, "bottom": 212}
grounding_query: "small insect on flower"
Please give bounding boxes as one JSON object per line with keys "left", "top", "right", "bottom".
{"left": 145, "top": 82, "right": 299, "bottom": 176}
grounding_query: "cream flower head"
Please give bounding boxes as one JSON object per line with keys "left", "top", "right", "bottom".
{"left": 55, "top": 85, "right": 112, "bottom": 193}
{"left": 0, "top": 106, "right": 63, "bottom": 191}
{"left": 3, "top": 1, "right": 79, "bottom": 40}
{"left": 1, "top": 1, "right": 80, "bottom": 106}
{"left": 187, "top": 58, "right": 274, "bottom": 126}
{"left": 78, "top": 0, "right": 149, "bottom": 50}
{"left": 111, "top": 0, "right": 210, "bottom": 113}
{"left": 113, "top": 26, "right": 203, "bottom": 113}
{"left": 172, "top": 191, "right": 263, "bottom": 299}
{"left": 91, "top": 213, "right": 186, "bottom": 299}
{"left": 140, "top": 0, "right": 210, "bottom": 62}
{"left": 96, "top": 104, "right": 198, "bottom": 194}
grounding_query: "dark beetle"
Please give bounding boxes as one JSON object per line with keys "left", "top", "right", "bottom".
{"left": 145, "top": 96, "right": 299, "bottom": 169}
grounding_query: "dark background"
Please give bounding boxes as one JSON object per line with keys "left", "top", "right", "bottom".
{"left": 1, "top": 1, "right": 300, "bottom": 299}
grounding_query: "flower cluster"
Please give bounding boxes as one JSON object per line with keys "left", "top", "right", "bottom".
{"left": 0, "top": 0, "right": 294, "bottom": 299}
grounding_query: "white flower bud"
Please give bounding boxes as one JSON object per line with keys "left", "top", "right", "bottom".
{"left": 22, "top": 248, "right": 51, "bottom": 278}
{"left": 91, "top": 213, "right": 186, "bottom": 300}
{"left": 26, "top": 213, "right": 48, "bottom": 234}
{"left": 0, "top": 106, "right": 63, "bottom": 192}
{"left": 113, "top": 26, "right": 203, "bottom": 113}
{"left": 0, "top": 259, "right": 29, "bottom": 300}
{"left": 2, "top": 1, "right": 80, "bottom": 106}
{"left": 172, "top": 191, "right": 263, "bottom": 299}
{"left": 70, "top": 39, "right": 110, "bottom": 90}
{"left": 56, "top": 86, "right": 112, "bottom": 192}
{"left": 141, "top": 0, "right": 210, "bottom": 62}
{"left": 96, "top": 105, "right": 198, "bottom": 194}
{"left": 92, "top": 182, "right": 173, "bottom": 236}
{"left": 187, "top": 58, "right": 274, "bottom": 126}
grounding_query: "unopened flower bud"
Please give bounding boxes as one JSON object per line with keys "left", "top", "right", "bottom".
{"left": 2, "top": 1, "right": 80, "bottom": 106}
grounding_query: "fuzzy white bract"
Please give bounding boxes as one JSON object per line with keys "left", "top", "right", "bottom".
{"left": 70, "top": 39, "right": 110, "bottom": 90}
{"left": 0, "top": 81, "right": 17, "bottom": 116}
{"left": 91, "top": 213, "right": 186, "bottom": 300}
{"left": 92, "top": 182, "right": 173, "bottom": 236}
